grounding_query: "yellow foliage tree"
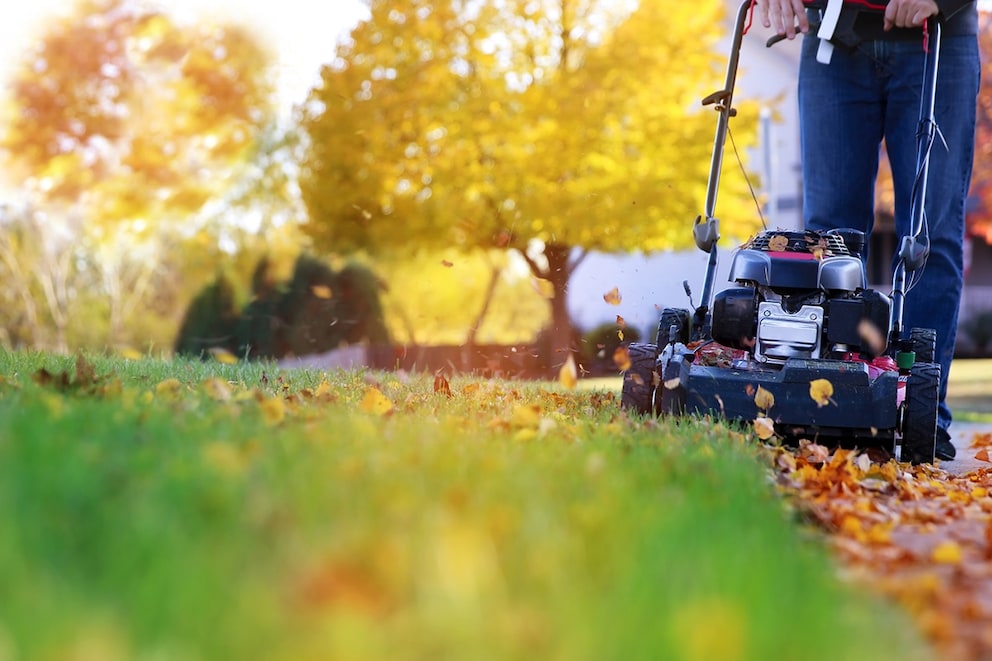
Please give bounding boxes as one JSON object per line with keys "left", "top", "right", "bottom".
{"left": 0, "top": 0, "right": 280, "bottom": 349}
{"left": 299, "top": 0, "right": 762, "bottom": 365}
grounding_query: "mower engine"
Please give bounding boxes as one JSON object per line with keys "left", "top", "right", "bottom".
{"left": 710, "top": 229, "right": 892, "bottom": 363}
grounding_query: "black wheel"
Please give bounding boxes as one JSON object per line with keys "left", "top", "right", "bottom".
{"left": 909, "top": 327, "right": 936, "bottom": 364}
{"left": 656, "top": 308, "right": 691, "bottom": 347}
{"left": 657, "top": 354, "right": 687, "bottom": 416}
{"left": 901, "top": 362, "right": 939, "bottom": 465}
{"left": 621, "top": 342, "right": 658, "bottom": 415}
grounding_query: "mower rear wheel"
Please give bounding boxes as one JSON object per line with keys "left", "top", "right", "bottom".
{"left": 901, "top": 362, "right": 940, "bottom": 465}
{"left": 656, "top": 308, "right": 691, "bottom": 347}
{"left": 620, "top": 342, "right": 658, "bottom": 415}
{"left": 909, "top": 327, "right": 937, "bottom": 364}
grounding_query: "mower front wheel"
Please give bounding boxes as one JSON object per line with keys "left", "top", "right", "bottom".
{"left": 621, "top": 342, "right": 658, "bottom": 415}
{"left": 901, "top": 362, "right": 940, "bottom": 465}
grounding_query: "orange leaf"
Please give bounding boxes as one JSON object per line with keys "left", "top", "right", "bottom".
{"left": 613, "top": 346, "right": 632, "bottom": 371}
{"left": 976, "top": 448, "right": 992, "bottom": 463}
{"left": 311, "top": 284, "right": 333, "bottom": 299}
{"left": 753, "top": 417, "right": 776, "bottom": 440}
{"left": 603, "top": 287, "right": 622, "bottom": 306}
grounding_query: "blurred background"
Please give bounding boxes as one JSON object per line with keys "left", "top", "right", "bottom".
{"left": 3, "top": 0, "right": 992, "bottom": 375}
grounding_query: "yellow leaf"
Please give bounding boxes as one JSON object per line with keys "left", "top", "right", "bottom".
{"left": 753, "top": 417, "right": 776, "bottom": 440}
{"left": 809, "top": 378, "right": 834, "bottom": 407}
{"left": 259, "top": 396, "right": 286, "bottom": 425}
{"left": 931, "top": 540, "right": 963, "bottom": 565}
{"left": 559, "top": 354, "right": 578, "bottom": 390}
{"left": 311, "top": 284, "right": 333, "bottom": 299}
{"left": 857, "top": 319, "right": 886, "bottom": 355}
{"left": 155, "top": 378, "right": 183, "bottom": 395}
{"left": 613, "top": 346, "right": 632, "bottom": 372}
{"left": 209, "top": 347, "right": 239, "bottom": 364}
{"left": 315, "top": 379, "right": 333, "bottom": 398}
{"left": 617, "top": 329, "right": 625, "bottom": 342}
{"left": 360, "top": 387, "right": 393, "bottom": 415}
{"left": 754, "top": 386, "right": 775, "bottom": 411}
{"left": 119, "top": 348, "right": 143, "bottom": 361}
{"left": 532, "top": 278, "right": 555, "bottom": 299}
{"left": 202, "top": 377, "right": 233, "bottom": 401}
{"left": 603, "top": 287, "right": 622, "bottom": 306}
{"left": 510, "top": 403, "right": 542, "bottom": 429}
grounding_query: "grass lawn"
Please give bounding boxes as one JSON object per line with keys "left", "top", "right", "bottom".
{"left": 0, "top": 350, "right": 932, "bottom": 660}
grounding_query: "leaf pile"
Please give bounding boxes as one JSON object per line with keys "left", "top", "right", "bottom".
{"left": 769, "top": 438, "right": 992, "bottom": 661}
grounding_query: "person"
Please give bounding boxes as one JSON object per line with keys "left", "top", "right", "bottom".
{"left": 753, "top": 0, "right": 979, "bottom": 461}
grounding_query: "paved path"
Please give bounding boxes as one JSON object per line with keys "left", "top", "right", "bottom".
{"left": 940, "top": 422, "right": 992, "bottom": 475}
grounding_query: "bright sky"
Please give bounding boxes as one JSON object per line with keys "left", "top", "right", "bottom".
{"left": 0, "top": 0, "right": 369, "bottom": 114}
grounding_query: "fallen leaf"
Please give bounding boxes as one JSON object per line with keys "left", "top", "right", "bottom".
{"left": 259, "top": 395, "right": 286, "bottom": 425}
{"left": 603, "top": 287, "right": 622, "bottom": 306}
{"left": 809, "top": 378, "right": 834, "bottom": 407}
{"left": 360, "top": 387, "right": 393, "bottom": 415}
{"left": 434, "top": 371, "right": 453, "bottom": 397}
{"left": 976, "top": 448, "right": 991, "bottom": 463}
{"left": 559, "top": 354, "right": 578, "bottom": 390}
{"left": 768, "top": 235, "right": 789, "bottom": 251}
{"left": 202, "top": 377, "right": 233, "bottom": 401}
{"left": 931, "top": 540, "right": 963, "bottom": 565}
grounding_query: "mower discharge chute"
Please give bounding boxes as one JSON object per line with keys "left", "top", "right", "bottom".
{"left": 621, "top": 0, "right": 941, "bottom": 464}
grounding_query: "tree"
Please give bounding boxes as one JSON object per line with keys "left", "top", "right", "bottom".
{"left": 966, "top": 10, "right": 992, "bottom": 242}
{"left": 299, "top": 0, "right": 762, "bottom": 369}
{"left": 0, "top": 0, "right": 279, "bottom": 349}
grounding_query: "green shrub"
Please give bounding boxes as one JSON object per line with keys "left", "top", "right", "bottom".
{"left": 173, "top": 274, "right": 240, "bottom": 359}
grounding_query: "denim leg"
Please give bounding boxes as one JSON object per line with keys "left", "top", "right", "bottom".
{"left": 798, "top": 37, "right": 885, "bottom": 242}
{"left": 798, "top": 35, "right": 979, "bottom": 432}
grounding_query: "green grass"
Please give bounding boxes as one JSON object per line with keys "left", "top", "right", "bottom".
{"left": 0, "top": 350, "right": 929, "bottom": 660}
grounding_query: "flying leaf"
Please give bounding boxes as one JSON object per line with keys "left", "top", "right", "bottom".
{"left": 532, "top": 278, "right": 555, "bottom": 299}
{"left": 616, "top": 315, "right": 626, "bottom": 329}
{"left": 603, "top": 287, "right": 622, "bottom": 306}
{"left": 753, "top": 417, "right": 776, "bottom": 440}
{"left": 441, "top": 259, "right": 454, "bottom": 268}
{"left": 209, "top": 347, "right": 239, "bottom": 364}
{"left": 311, "top": 284, "right": 333, "bottom": 299}
{"left": 754, "top": 386, "right": 775, "bottom": 411}
{"left": 613, "top": 346, "right": 632, "bottom": 371}
{"left": 858, "top": 319, "right": 886, "bottom": 355}
{"left": 617, "top": 329, "right": 625, "bottom": 342}
{"left": 360, "top": 386, "right": 393, "bottom": 415}
{"left": 559, "top": 354, "right": 578, "bottom": 390}
{"left": 809, "top": 378, "right": 835, "bottom": 407}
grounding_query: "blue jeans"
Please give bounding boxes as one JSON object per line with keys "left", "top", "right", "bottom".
{"left": 798, "top": 34, "right": 979, "bottom": 432}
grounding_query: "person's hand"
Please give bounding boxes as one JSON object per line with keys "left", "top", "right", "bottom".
{"left": 883, "top": 0, "right": 939, "bottom": 30}
{"left": 754, "top": 0, "right": 810, "bottom": 39}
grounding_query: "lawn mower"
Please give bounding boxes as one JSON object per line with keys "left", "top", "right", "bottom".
{"left": 621, "top": 0, "right": 942, "bottom": 464}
